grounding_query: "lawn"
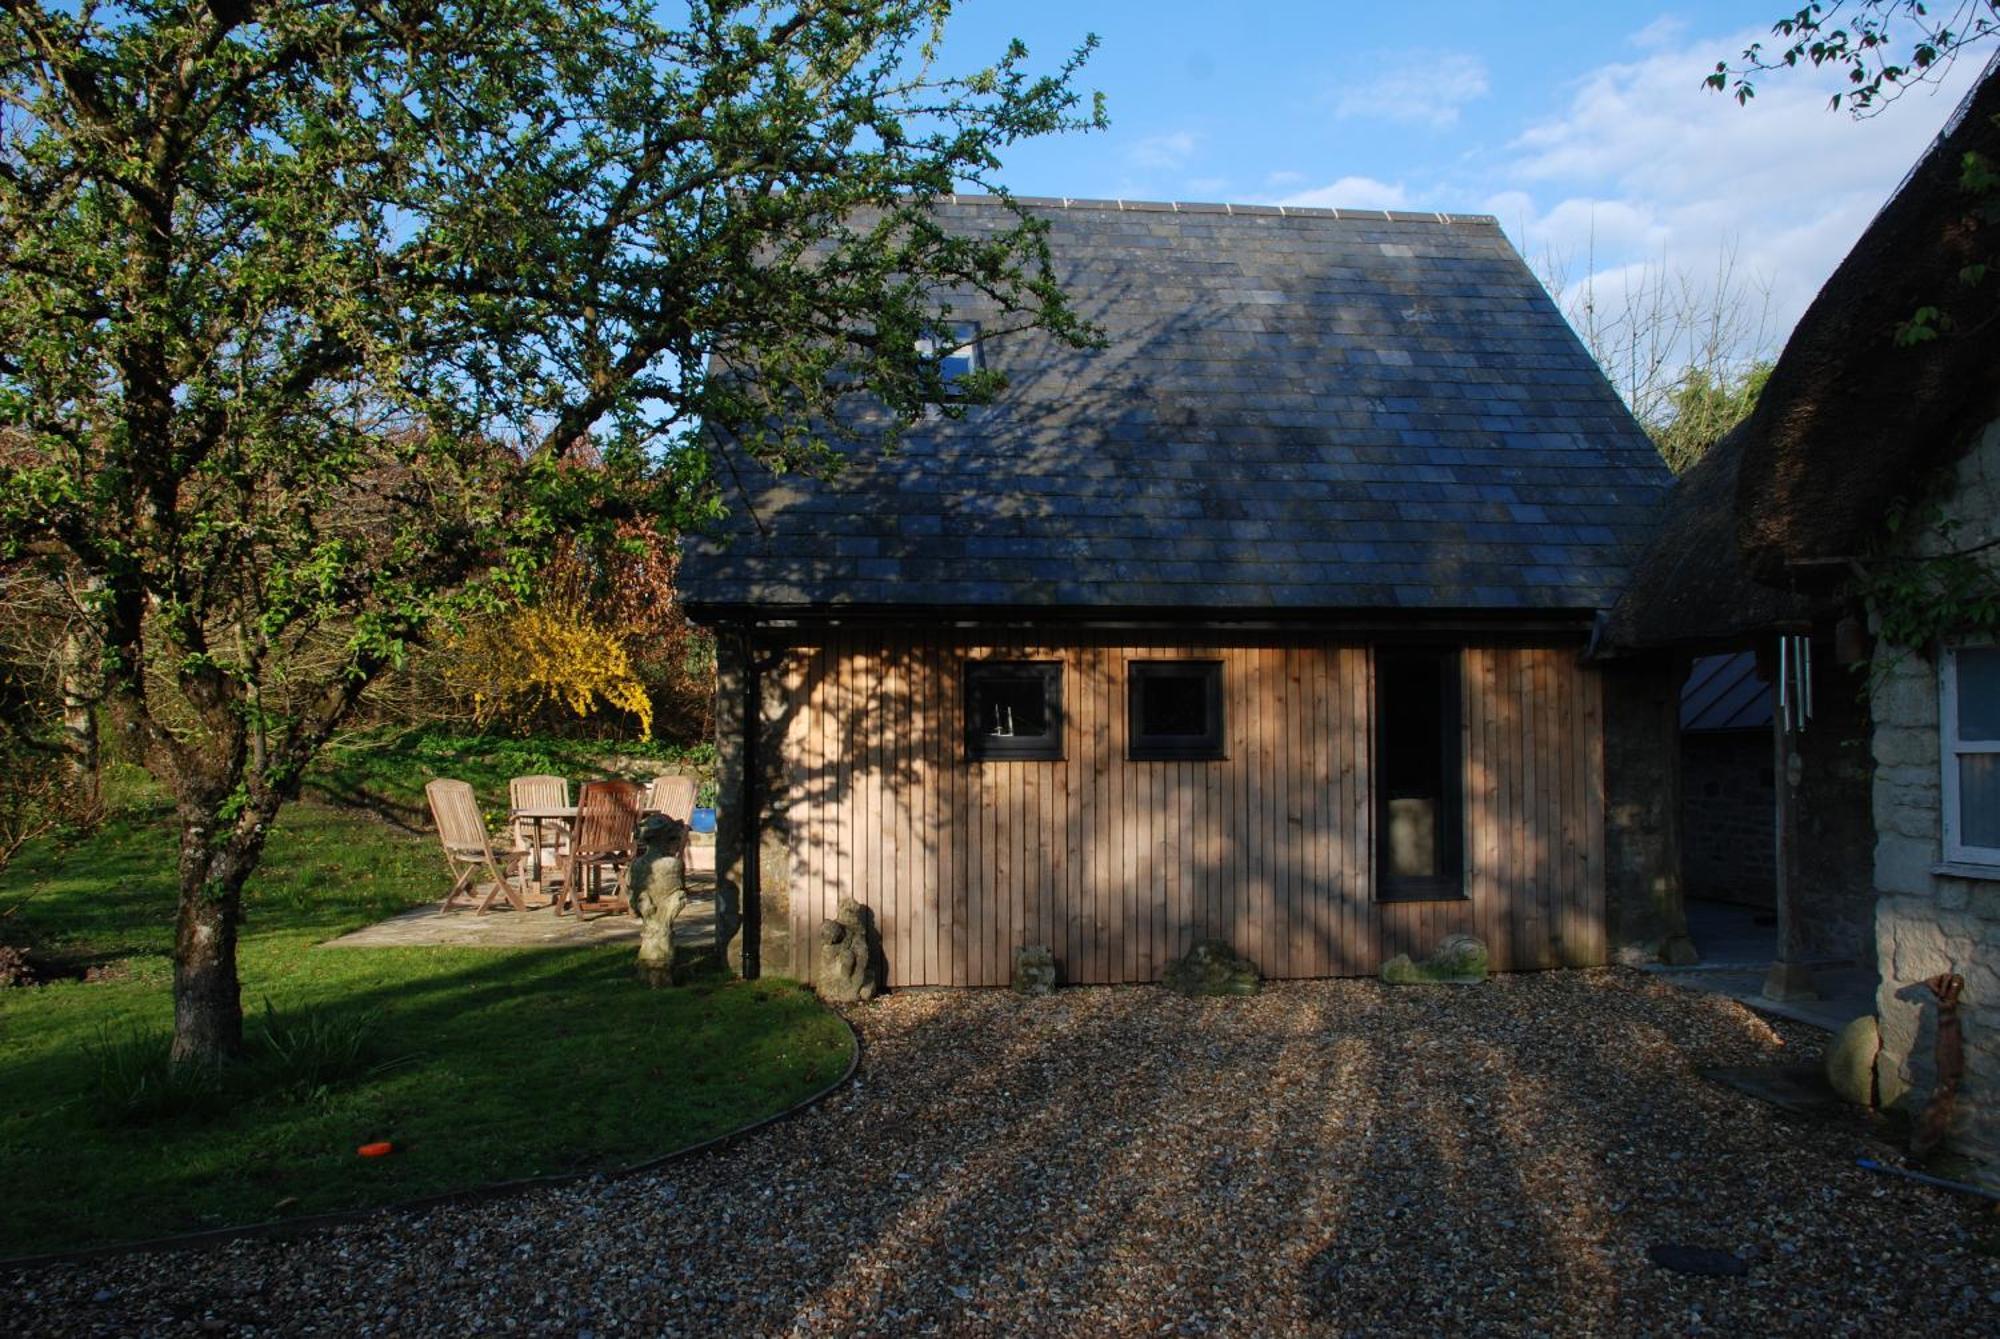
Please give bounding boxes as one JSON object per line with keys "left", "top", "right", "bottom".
{"left": 0, "top": 750, "right": 848, "bottom": 1259}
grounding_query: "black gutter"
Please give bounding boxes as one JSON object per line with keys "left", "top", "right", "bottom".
{"left": 737, "top": 623, "right": 761, "bottom": 980}
{"left": 686, "top": 602, "right": 1599, "bottom": 635}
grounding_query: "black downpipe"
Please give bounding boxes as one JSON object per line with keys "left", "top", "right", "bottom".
{"left": 738, "top": 625, "right": 761, "bottom": 979}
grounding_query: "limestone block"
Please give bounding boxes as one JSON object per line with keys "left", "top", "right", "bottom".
{"left": 1825, "top": 1015, "right": 1881, "bottom": 1106}
{"left": 1873, "top": 728, "right": 1939, "bottom": 770}
{"left": 1869, "top": 672, "right": 1935, "bottom": 729}
{"left": 1875, "top": 835, "right": 1938, "bottom": 895}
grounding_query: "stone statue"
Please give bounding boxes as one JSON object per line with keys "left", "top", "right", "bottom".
{"left": 816, "top": 896, "right": 880, "bottom": 1004}
{"left": 1162, "top": 939, "right": 1260, "bottom": 997}
{"left": 1013, "top": 944, "right": 1057, "bottom": 997}
{"left": 630, "top": 814, "right": 688, "bottom": 988}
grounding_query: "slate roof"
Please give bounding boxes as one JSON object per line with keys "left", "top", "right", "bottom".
{"left": 1681, "top": 652, "right": 1773, "bottom": 732}
{"left": 680, "top": 196, "right": 1670, "bottom": 617}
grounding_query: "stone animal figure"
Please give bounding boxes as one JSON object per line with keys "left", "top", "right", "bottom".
{"left": 629, "top": 814, "right": 688, "bottom": 988}
{"left": 817, "top": 896, "right": 880, "bottom": 1003}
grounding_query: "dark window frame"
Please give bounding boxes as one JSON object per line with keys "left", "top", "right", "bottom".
{"left": 1374, "top": 646, "right": 1466, "bottom": 902}
{"left": 1127, "top": 659, "right": 1227, "bottom": 761}
{"left": 963, "top": 659, "right": 1063, "bottom": 761}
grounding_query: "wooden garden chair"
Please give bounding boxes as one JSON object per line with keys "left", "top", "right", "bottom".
{"left": 425, "top": 778, "right": 532, "bottom": 915}
{"left": 643, "top": 775, "right": 698, "bottom": 856}
{"left": 559, "top": 779, "right": 643, "bottom": 920}
{"left": 508, "top": 774, "right": 571, "bottom": 882}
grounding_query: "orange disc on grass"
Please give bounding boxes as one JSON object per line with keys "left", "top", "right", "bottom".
{"left": 357, "top": 1141, "right": 394, "bottom": 1158}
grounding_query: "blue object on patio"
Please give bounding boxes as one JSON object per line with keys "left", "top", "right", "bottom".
{"left": 690, "top": 806, "right": 717, "bottom": 834}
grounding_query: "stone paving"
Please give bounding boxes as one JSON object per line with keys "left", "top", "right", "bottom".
{"left": 321, "top": 872, "right": 718, "bottom": 950}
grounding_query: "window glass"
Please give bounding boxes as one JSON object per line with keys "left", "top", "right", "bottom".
{"left": 965, "top": 660, "right": 1060, "bottom": 760}
{"left": 1140, "top": 674, "right": 1209, "bottom": 737}
{"left": 1127, "top": 661, "right": 1225, "bottom": 760}
{"left": 1955, "top": 645, "right": 2000, "bottom": 741}
{"left": 1376, "top": 647, "right": 1463, "bottom": 898}
{"left": 1960, "top": 755, "right": 2000, "bottom": 848}
{"left": 919, "top": 320, "right": 980, "bottom": 386}
{"left": 975, "top": 674, "right": 1048, "bottom": 740}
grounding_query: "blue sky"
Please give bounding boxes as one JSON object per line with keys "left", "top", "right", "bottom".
{"left": 936, "top": 2, "right": 1987, "bottom": 363}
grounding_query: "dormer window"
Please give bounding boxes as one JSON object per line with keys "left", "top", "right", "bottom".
{"left": 918, "top": 320, "right": 981, "bottom": 387}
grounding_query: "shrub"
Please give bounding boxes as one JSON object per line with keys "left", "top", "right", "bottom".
{"left": 87, "top": 1026, "right": 229, "bottom": 1125}
{"left": 252, "top": 998, "right": 411, "bottom": 1104}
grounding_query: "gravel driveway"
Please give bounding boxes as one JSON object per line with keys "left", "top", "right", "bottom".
{"left": 9, "top": 971, "right": 1999, "bottom": 1335}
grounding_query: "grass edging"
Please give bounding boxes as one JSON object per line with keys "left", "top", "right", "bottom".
{"left": 2, "top": 1007, "right": 860, "bottom": 1272}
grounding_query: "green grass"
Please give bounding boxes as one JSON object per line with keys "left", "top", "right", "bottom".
{"left": 0, "top": 760, "right": 846, "bottom": 1258}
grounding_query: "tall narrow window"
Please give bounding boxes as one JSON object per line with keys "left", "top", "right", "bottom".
{"left": 1128, "top": 660, "right": 1226, "bottom": 760}
{"left": 965, "top": 660, "right": 1062, "bottom": 761}
{"left": 1375, "top": 647, "right": 1464, "bottom": 900}
{"left": 1942, "top": 644, "right": 2000, "bottom": 866}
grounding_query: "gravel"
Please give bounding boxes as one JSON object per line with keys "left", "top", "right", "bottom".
{"left": 8, "top": 969, "right": 1998, "bottom": 1335}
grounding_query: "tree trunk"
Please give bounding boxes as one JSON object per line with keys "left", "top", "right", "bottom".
{"left": 170, "top": 838, "right": 247, "bottom": 1064}
{"left": 59, "top": 619, "right": 99, "bottom": 808}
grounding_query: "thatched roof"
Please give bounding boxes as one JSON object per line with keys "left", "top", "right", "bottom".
{"left": 1607, "top": 60, "right": 2000, "bottom": 650}
{"left": 1736, "top": 60, "right": 2000, "bottom": 580}
{"left": 1600, "top": 425, "right": 1826, "bottom": 651}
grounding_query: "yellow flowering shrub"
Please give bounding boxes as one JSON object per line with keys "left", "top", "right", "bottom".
{"left": 449, "top": 603, "right": 654, "bottom": 738}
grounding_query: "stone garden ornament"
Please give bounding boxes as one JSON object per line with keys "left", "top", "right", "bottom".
{"left": 817, "top": 897, "right": 880, "bottom": 1004}
{"left": 630, "top": 814, "right": 689, "bottom": 988}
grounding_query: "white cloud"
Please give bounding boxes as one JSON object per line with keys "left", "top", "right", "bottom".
{"left": 1128, "top": 130, "right": 1198, "bottom": 171}
{"left": 1491, "top": 23, "right": 1983, "bottom": 357}
{"left": 1265, "top": 169, "right": 1308, "bottom": 189}
{"left": 1334, "top": 53, "right": 1490, "bottom": 129}
{"left": 1274, "top": 175, "right": 1411, "bottom": 212}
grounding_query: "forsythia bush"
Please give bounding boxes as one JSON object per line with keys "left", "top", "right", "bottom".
{"left": 450, "top": 602, "right": 655, "bottom": 738}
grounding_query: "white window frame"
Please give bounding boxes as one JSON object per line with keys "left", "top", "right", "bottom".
{"left": 1939, "top": 643, "right": 2000, "bottom": 867}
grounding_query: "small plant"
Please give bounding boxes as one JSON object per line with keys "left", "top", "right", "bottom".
{"left": 86, "top": 1026, "right": 228, "bottom": 1125}
{"left": 252, "top": 998, "right": 411, "bottom": 1104}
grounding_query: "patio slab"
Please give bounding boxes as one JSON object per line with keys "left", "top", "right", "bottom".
{"left": 320, "top": 873, "right": 718, "bottom": 950}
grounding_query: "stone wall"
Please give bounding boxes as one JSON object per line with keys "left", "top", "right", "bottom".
{"left": 1870, "top": 420, "right": 2000, "bottom": 1181}
{"left": 1682, "top": 730, "right": 1774, "bottom": 908}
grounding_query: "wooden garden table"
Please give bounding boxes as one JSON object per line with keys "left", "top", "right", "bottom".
{"left": 509, "top": 803, "right": 576, "bottom": 889}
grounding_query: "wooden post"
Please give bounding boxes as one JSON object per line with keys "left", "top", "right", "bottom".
{"left": 1763, "top": 636, "right": 1818, "bottom": 1002}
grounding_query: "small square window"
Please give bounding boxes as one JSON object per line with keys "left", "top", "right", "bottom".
{"left": 1128, "top": 660, "right": 1225, "bottom": 761}
{"left": 965, "top": 660, "right": 1061, "bottom": 761}
{"left": 917, "top": 320, "right": 980, "bottom": 387}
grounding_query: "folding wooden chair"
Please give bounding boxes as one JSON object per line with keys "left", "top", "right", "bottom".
{"left": 559, "top": 779, "right": 643, "bottom": 920}
{"left": 643, "top": 775, "right": 698, "bottom": 857}
{"left": 508, "top": 774, "right": 571, "bottom": 883}
{"left": 425, "top": 778, "right": 532, "bottom": 915}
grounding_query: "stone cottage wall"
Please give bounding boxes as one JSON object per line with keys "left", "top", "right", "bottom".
{"left": 1871, "top": 421, "right": 2000, "bottom": 1179}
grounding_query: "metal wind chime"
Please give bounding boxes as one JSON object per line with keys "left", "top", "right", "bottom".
{"left": 1777, "top": 633, "right": 1814, "bottom": 734}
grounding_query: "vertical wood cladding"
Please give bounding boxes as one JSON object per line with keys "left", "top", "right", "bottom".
{"left": 772, "top": 635, "right": 1606, "bottom": 986}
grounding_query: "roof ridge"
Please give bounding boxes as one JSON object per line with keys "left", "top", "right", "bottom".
{"left": 942, "top": 191, "right": 1497, "bottom": 228}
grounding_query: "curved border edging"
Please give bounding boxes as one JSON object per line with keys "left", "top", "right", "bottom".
{"left": 2, "top": 1008, "right": 860, "bottom": 1272}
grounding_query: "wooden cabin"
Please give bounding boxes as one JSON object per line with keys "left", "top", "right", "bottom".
{"left": 682, "top": 196, "right": 1673, "bottom": 988}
